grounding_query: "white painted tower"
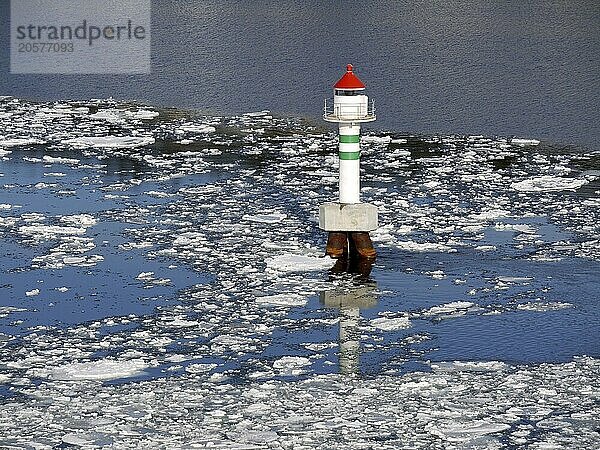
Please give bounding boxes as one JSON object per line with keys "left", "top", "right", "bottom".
{"left": 323, "top": 64, "right": 376, "bottom": 204}
{"left": 319, "top": 64, "right": 378, "bottom": 244}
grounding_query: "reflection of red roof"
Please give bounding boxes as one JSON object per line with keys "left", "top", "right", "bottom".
{"left": 334, "top": 64, "right": 366, "bottom": 89}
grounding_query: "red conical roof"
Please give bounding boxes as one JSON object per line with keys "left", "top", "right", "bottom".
{"left": 334, "top": 64, "right": 366, "bottom": 89}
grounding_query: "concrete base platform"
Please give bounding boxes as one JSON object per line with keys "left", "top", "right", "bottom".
{"left": 319, "top": 202, "right": 378, "bottom": 232}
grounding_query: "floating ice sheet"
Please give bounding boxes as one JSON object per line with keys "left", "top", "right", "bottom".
{"left": 42, "top": 155, "right": 80, "bottom": 165}
{"left": 394, "top": 240, "right": 456, "bottom": 253}
{"left": 371, "top": 316, "right": 411, "bottom": 331}
{"left": 44, "top": 358, "right": 149, "bottom": 381}
{"left": 256, "top": 293, "right": 308, "bottom": 307}
{"left": 62, "top": 136, "right": 155, "bottom": 149}
{"left": 19, "top": 224, "right": 87, "bottom": 239}
{"left": 243, "top": 213, "right": 287, "bottom": 224}
{"left": 516, "top": 301, "right": 573, "bottom": 312}
{"left": 427, "top": 420, "right": 511, "bottom": 443}
{"left": 511, "top": 175, "right": 588, "bottom": 192}
{"left": 429, "top": 360, "right": 508, "bottom": 372}
{"left": 265, "top": 254, "right": 334, "bottom": 272}
{"left": 178, "top": 124, "right": 216, "bottom": 134}
{"left": 423, "top": 301, "right": 475, "bottom": 317}
{"left": 0, "top": 138, "right": 44, "bottom": 147}
{"left": 511, "top": 138, "right": 540, "bottom": 146}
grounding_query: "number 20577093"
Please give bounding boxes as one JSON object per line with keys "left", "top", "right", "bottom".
{"left": 18, "top": 42, "right": 74, "bottom": 53}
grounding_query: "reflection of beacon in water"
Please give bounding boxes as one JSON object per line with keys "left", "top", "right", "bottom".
{"left": 320, "top": 284, "right": 378, "bottom": 375}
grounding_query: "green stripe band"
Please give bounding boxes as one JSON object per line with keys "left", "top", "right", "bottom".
{"left": 339, "top": 151, "right": 361, "bottom": 160}
{"left": 339, "top": 135, "right": 360, "bottom": 144}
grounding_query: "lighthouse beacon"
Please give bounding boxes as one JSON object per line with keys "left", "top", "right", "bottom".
{"left": 323, "top": 64, "right": 376, "bottom": 204}
{"left": 320, "top": 64, "right": 378, "bottom": 260}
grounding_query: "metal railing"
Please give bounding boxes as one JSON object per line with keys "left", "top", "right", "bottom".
{"left": 323, "top": 99, "right": 377, "bottom": 122}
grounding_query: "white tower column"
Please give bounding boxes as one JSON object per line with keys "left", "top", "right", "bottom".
{"left": 338, "top": 123, "right": 361, "bottom": 204}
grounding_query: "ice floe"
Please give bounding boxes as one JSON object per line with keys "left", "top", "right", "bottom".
{"left": 177, "top": 123, "right": 216, "bottom": 134}
{"left": 361, "top": 135, "right": 391, "bottom": 143}
{"left": 516, "top": 301, "right": 573, "bottom": 312}
{"left": 423, "top": 301, "right": 475, "bottom": 317}
{"left": 90, "top": 108, "right": 158, "bottom": 122}
{"left": 273, "top": 356, "right": 312, "bottom": 375}
{"left": 243, "top": 213, "right": 287, "bottom": 224}
{"left": 0, "top": 137, "right": 44, "bottom": 147}
{"left": 60, "top": 214, "right": 97, "bottom": 227}
{"left": 429, "top": 360, "right": 508, "bottom": 372}
{"left": 0, "top": 306, "right": 27, "bottom": 318}
{"left": 495, "top": 223, "right": 537, "bottom": 234}
{"left": 471, "top": 208, "right": 512, "bottom": 221}
{"left": 42, "top": 155, "right": 80, "bottom": 165}
{"left": 394, "top": 240, "right": 456, "bottom": 253}
{"left": 511, "top": 138, "right": 540, "bottom": 146}
{"left": 19, "top": 224, "right": 87, "bottom": 239}
{"left": 62, "top": 136, "right": 155, "bottom": 149}
{"left": 243, "top": 110, "right": 271, "bottom": 117}
{"left": 185, "top": 363, "right": 218, "bottom": 374}
{"left": 44, "top": 358, "right": 149, "bottom": 381}
{"left": 427, "top": 420, "right": 511, "bottom": 443}
{"left": 1, "top": 356, "right": 596, "bottom": 448}
{"left": 256, "top": 293, "right": 308, "bottom": 307}
{"left": 511, "top": 175, "right": 588, "bottom": 192}
{"left": 497, "top": 276, "right": 534, "bottom": 283}
{"left": 265, "top": 254, "right": 334, "bottom": 272}
{"left": 371, "top": 316, "right": 411, "bottom": 331}
{"left": 62, "top": 432, "right": 114, "bottom": 447}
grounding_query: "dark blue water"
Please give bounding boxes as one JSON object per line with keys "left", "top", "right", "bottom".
{"left": 1, "top": 1, "right": 599, "bottom": 146}
{"left": 0, "top": 146, "right": 212, "bottom": 335}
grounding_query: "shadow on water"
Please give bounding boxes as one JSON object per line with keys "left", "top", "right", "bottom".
{"left": 9, "top": 145, "right": 149, "bottom": 179}
{"left": 393, "top": 135, "right": 446, "bottom": 159}
{"left": 490, "top": 153, "right": 521, "bottom": 171}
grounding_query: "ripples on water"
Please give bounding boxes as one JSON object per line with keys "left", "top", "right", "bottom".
{"left": 0, "top": 97, "right": 599, "bottom": 447}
